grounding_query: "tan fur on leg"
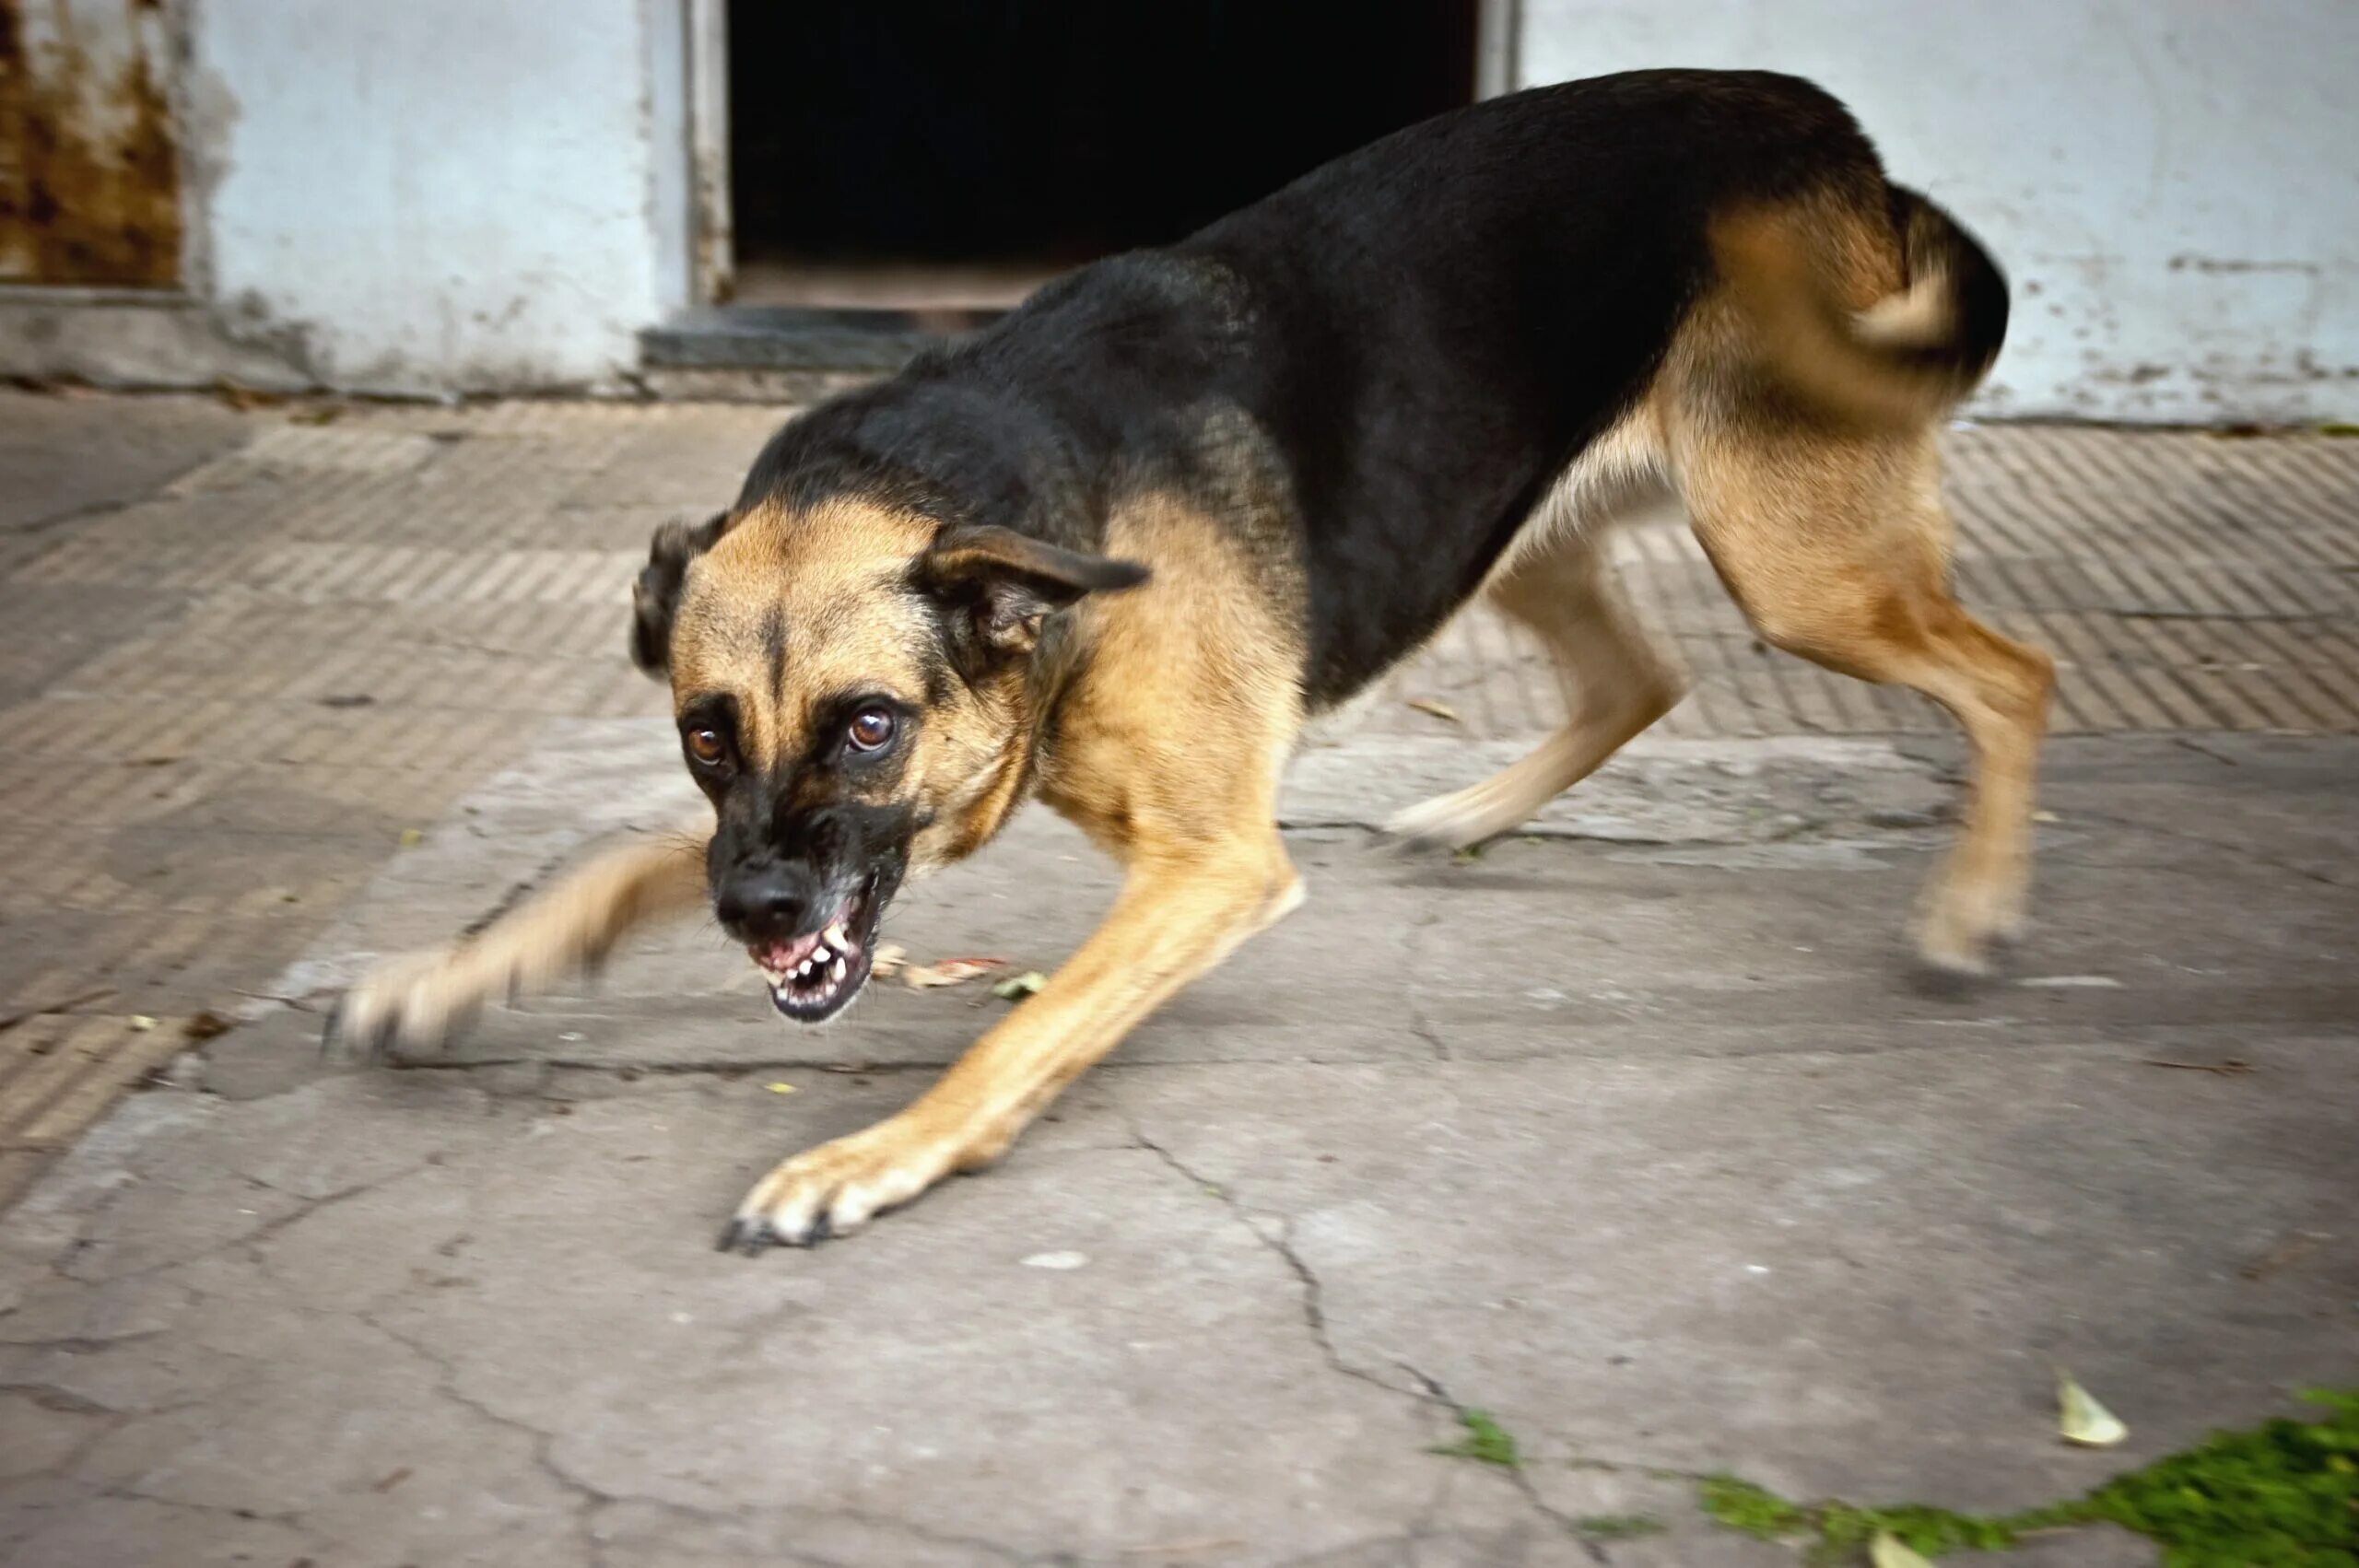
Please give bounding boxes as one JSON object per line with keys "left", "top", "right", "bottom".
{"left": 721, "top": 494, "right": 1309, "bottom": 1248}
{"left": 1388, "top": 528, "right": 1684, "bottom": 848}
{"left": 330, "top": 824, "right": 710, "bottom": 1056}
{"left": 1670, "top": 412, "right": 2052, "bottom": 975}
{"left": 722, "top": 839, "right": 1297, "bottom": 1247}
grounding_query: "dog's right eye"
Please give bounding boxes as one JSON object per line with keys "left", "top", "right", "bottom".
{"left": 686, "top": 728, "right": 728, "bottom": 767}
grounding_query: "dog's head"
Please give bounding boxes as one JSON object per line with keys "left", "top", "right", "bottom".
{"left": 632, "top": 497, "right": 1145, "bottom": 1022}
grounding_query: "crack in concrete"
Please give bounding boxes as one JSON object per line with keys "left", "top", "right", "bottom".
{"left": 0, "top": 1375, "right": 147, "bottom": 1489}
{"left": 1123, "top": 1123, "right": 1729, "bottom": 1562}
{"left": 354, "top": 1305, "right": 1041, "bottom": 1566}
{"left": 53, "top": 1164, "right": 436, "bottom": 1289}
{"left": 88, "top": 1484, "right": 323, "bottom": 1554}
{"left": 457, "top": 846, "right": 592, "bottom": 942}
{"left": 1127, "top": 1121, "right": 1423, "bottom": 1408}
{"left": 0, "top": 1380, "right": 117, "bottom": 1416}
{"left": 377, "top": 1049, "right": 1447, "bottom": 1084}
{"left": 798, "top": 1508, "right": 1039, "bottom": 1565}
{"left": 2062, "top": 806, "right": 2349, "bottom": 889}
{"left": 1396, "top": 1363, "right": 1613, "bottom": 1566}
{"left": 581, "top": 1495, "right": 865, "bottom": 1568}
{"left": 36, "top": 1166, "right": 148, "bottom": 1281}
{"left": 355, "top": 1306, "right": 614, "bottom": 1563}
{"left": 0, "top": 1326, "right": 171, "bottom": 1355}
{"left": 8, "top": 493, "right": 144, "bottom": 538}
{"left": 96, "top": 1487, "right": 301, "bottom": 1527}
{"left": 1402, "top": 901, "right": 1451, "bottom": 1061}
{"left": 2170, "top": 735, "right": 2244, "bottom": 767}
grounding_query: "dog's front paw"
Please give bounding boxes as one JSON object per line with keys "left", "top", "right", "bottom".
{"left": 323, "top": 947, "right": 486, "bottom": 1059}
{"left": 717, "top": 1118, "right": 964, "bottom": 1253}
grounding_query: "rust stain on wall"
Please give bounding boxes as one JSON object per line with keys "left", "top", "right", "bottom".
{"left": 0, "top": 0, "right": 182, "bottom": 287}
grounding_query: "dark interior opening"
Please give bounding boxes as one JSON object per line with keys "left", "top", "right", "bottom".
{"left": 726, "top": 1, "right": 1480, "bottom": 308}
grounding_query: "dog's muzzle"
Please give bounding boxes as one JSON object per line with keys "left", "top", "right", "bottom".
{"left": 737, "top": 872, "right": 883, "bottom": 1023}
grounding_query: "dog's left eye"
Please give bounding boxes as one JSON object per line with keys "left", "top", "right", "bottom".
{"left": 848, "top": 708, "right": 896, "bottom": 751}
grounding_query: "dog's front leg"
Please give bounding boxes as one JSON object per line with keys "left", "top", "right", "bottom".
{"left": 329, "top": 824, "right": 711, "bottom": 1056}
{"left": 720, "top": 839, "right": 1299, "bottom": 1251}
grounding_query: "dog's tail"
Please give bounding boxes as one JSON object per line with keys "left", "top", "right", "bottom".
{"left": 1711, "top": 185, "right": 2009, "bottom": 428}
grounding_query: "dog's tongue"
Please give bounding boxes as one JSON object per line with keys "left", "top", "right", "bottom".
{"left": 751, "top": 930, "right": 823, "bottom": 972}
{"left": 746, "top": 898, "right": 862, "bottom": 977}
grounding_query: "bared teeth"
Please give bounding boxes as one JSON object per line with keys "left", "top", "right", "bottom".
{"left": 757, "top": 910, "right": 868, "bottom": 1004}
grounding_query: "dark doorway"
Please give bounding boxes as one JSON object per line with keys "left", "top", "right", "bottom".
{"left": 726, "top": 2, "right": 1480, "bottom": 309}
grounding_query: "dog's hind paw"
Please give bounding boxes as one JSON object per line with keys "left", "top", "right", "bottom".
{"left": 1912, "top": 890, "right": 2030, "bottom": 983}
{"left": 1381, "top": 790, "right": 1498, "bottom": 852}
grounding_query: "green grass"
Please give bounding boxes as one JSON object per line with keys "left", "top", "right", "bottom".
{"left": 1699, "top": 1388, "right": 2359, "bottom": 1564}
{"left": 1428, "top": 1408, "right": 1521, "bottom": 1468}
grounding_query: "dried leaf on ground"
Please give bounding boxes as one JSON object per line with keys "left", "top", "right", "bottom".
{"left": 1407, "top": 697, "right": 1462, "bottom": 724}
{"left": 992, "top": 970, "right": 1049, "bottom": 1000}
{"left": 2058, "top": 1370, "right": 2129, "bottom": 1447}
{"left": 1869, "top": 1530, "right": 1934, "bottom": 1568}
{"left": 764, "top": 1082, "right": 795, "bottom": 1094}
{"left": 2239, "top": 1231, "right": 2326, "bottom": 1281}
{"left": 182, "top": 1011, "right": 232, "bottom": 1041}
{"left": 906, "top": 956, "right": 1008, "bottom": 990}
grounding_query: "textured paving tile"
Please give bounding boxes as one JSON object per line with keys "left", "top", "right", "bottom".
{"left": 1373, "top": 425, "right": 2359, "bottom": 743}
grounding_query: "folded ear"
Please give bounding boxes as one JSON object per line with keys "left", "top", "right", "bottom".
{"left": 630, "top": 511, "right": 731, "bottom": 677}
{"left": 916, "top": 523, "right": 1151, "bottom": 658}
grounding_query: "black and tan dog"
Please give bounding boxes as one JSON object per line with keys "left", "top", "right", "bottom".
{"left": 332, "top": 70, "right": 2052, "bottom": 1250}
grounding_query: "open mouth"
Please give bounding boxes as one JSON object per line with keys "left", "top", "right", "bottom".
{"left": 746, "top": 877, "right": 880, "bottom": 1024}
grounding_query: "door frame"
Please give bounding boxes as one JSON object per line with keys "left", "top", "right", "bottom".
{"left": 686, "top": 0, "right": 734, "bottom": 303}
{"left": 1476, "top": 0, "right": 1520, "bottom": 99}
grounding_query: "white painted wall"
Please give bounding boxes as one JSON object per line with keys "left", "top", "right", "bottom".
{"left": 1517, "top": 0, "right": 2359, "bottom": 421}
{"left": 188, "top": 0, "right": 691, "bottom": 393}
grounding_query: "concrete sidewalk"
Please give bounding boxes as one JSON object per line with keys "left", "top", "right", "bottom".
{"left": 4, "top": 721, "right": 2354, "bottom": 1565}
{"left": 0, "top": 393, "right": 2354, "bottom": 1564}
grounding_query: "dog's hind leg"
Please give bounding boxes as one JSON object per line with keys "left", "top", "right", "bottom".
{"left": 1386, "top": 526, "right": 1685, "bottom": 849}
{"left": 327, "top": 822, "right": 711, "bottom": 1056}
{"left": 1674, "top": 425, "right": 2052, "bottom": 975}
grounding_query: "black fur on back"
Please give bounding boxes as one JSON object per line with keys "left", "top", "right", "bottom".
{"left": 735, "top": 69, "right": 1897, "bottom": 707}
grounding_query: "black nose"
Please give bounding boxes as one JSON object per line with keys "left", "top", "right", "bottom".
{"left": 714, "top": 865, "right": 811, "bottom": 938}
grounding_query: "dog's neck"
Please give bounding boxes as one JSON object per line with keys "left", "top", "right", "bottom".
{"left": 927, "top": 606, "right": 1092, "bottom": 866}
